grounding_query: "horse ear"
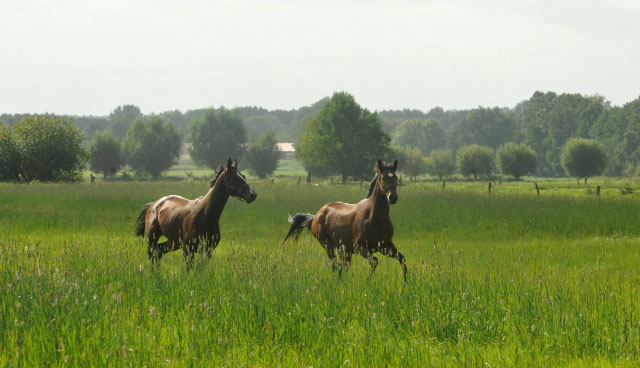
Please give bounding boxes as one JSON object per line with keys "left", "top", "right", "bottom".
{"left": 227, "top": 158, "right": 232, "bottom": 168}
{"left": 377, "top": 159, "right": 383, "bottom": 172}
{"left": 393, "top": 159, "right": 398, "bottom": 171}
{"left": 233, "top": 159, "right": 238, "bottom": 168}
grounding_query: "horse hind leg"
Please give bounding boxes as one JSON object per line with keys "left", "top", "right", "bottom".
{"left": 324, "top": 244, "right": 337, "bottom": 272}
{"left": 336, "top": 244, "right": 352, "bottom": 278}
{"left": 147, "top": 230, "right": 164, "bottom": 265}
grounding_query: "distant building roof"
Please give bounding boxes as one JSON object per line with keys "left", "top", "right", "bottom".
{"left": 277, "top": 143, "right": 295, "bottom": 152}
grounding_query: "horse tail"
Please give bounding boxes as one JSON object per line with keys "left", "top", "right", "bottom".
{"left": 283, "top": 213, "right": 314, "bottom": 243}
{"left": 135, "top": 203, "right": 152, "bottom": 237}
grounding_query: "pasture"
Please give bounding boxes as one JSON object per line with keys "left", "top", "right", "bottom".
{"left": 1, "top": 179, "right": 640, "bottom": 366}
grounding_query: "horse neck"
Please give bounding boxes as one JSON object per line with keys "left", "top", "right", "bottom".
{"left": 201, "top": 171, "right": 230, "bottom": 223}
{"left": 367, "top": 174, "right": 390, "bottom": 220}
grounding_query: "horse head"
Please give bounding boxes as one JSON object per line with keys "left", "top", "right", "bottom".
{"left": 375, "top": 159, "right": 399, "bottom": 204}
{"left": 222, "top": 158, "right": 257, "bottom": 203}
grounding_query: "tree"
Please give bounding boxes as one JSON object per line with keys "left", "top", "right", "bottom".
{"left": 393, "top": 118, "right": 445, "bottom": 155}
{"left": 452, "top": 107, "right": 516, "bottom": 151}
{"left": 88, "top": 130, "right": 122, "bottom": 178}
{"left": 122, "top": 116, "right": 181, "bottom": 178}
{"left": 245, "top": 131, "right": 281, "bottom": 178}
{"left": 12, "top": 114, "right": 85, "bottom": 182}
{"left": 456, "top": 144, "right": 494, "bottom": 180}
{"left": 244, "top": 114, "right": 286, "bottom": 140}
{"left": 496, "top": 143, "right": 537, "bottom": 180}
{"left": 396, "top": 147, "right": 427, "bottom": 181}
{"left": 0, "top": 123, "right": 21, "bottom": 181}
{"left": 109, "top": 105, "right": 142, "bottom": 139}
{"left": 561, "top": 138, "right": 606, "bottom": 184}
{"left": 427, "top": 149, "right": 456, "bottom": 180}
{"left": 189, "top": 108, "right": 246, "bottom": 169}
{"left": 296, "top": 92, "right": 390, "bottom": 182}
{"left": 520, "top": 91, "right": 556, "bottom": 176}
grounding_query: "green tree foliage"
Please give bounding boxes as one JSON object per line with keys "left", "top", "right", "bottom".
{"left": 589, "top": 97, "right": 640, "bottom": 176}
{"left": 561, "top": 138, "right": 606, "bottom": 184}
{"left": 393, "top": 118, "right": 445, "bottom": 155}
{"left": 426, "top": 149, "right": 456, "bottom": 180}
{"left": 244, "top": 115, "right": 286, "bottom": 140}
{"left": 189, "top": 108, "right": 246, "bottom": 169}
{"left": 0, "top": 123, "right": 21, "bottom": 181}
{"left": 396, "top": 147, "right": 427, "bottom": 181}
{"left": 496, "top": 143, "right": 538, "bottom": 180}
{"left": 452, "top": 107, "right": 517, "bottom": 150}
{"left": 545, "top": 94, "right": 607, "bottom": 175}
{"left": 123, "top": 116, "right": 181, "bottom": 178}
{"left": 109, "top": 105, "right": 143, "bottom": 139}
{"left": 456, "top": 144, "right": 494, "bottom": 180}
{"left": 519, "top": 91, "right": 556, "bottom": 176}
{"left": 12, "top": 115, "right": 86, "bottom": 182}
{"left": 88, "top": 130, "right": 122, "bottom": 178}
{"left": 296, "top": 92, "right": 390, "bottom": 182}
{"left": 245, "top": 131, "right": 281, "bottom": 179}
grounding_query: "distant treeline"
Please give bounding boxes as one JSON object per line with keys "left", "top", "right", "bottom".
{"left": 1, "top": 91, "right": 639, "bottom": 177}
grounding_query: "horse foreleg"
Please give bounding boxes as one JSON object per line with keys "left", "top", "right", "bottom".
{"left": 205, "top": 232, "right": 221, "bottom": 259}
{"left": 381, "top": 244, "right": 407, "bottom": 282}
{"left": 183, "top": 241, "right": 197, "bottom": 269}
{"left": 368, "top": 252, "right": 379, "bottom": 275}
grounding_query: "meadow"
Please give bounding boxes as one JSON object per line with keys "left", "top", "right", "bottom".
{"left": 1, "top": 178, "right": 640, "bottom": 367}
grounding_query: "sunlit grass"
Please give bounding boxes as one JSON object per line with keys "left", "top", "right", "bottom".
{"left": 1, "top": 180, "right": 639, "bottom": 366}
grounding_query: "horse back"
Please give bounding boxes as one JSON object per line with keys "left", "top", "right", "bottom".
{"left": 311, "top": 201, "right": 358, "bottom": 246}
{"left": 147, "top": 195, "right": 193, "bottom": 239}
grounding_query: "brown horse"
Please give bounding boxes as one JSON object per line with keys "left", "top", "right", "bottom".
{"left": 135, "top": 158, "right": 257, "bottom": 265}
{"left": 284, "top": 159, "right": 407, "bottom": 280}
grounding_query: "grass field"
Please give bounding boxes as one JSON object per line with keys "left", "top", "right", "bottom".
{"left": 1, "top": 179, "right": 640, "bottom": 366}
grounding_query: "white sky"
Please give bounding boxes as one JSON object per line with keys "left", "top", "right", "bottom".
{"left": 1, "top": 0, "right": 639, "bottom": 116}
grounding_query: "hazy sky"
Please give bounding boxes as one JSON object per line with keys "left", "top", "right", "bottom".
{"left": 1, "top": 0, "right": 639, "bottom": 115}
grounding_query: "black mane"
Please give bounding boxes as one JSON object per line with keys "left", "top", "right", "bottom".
{"left": 210, "top": 165, "right": 226, "bottom": 187}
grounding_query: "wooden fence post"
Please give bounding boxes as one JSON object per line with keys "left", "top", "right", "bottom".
{"left": 597, "top": 185, "right": 601, "bottom": 196}
{"left": 535, "top": 182, "right": 540, "bottom": 196}
{"left": 488, "top": 182, "right": 492, "bottom": 194}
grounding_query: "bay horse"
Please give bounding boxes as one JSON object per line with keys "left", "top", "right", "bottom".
{"left": 283, "top": 159, "right": 407, "bottom": 280}
{"left": 135, "top": 158, "right": 257, "bottom": 265}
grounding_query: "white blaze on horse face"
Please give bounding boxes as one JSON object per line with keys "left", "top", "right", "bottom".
{"left": 387, "top": 173, "right": 393, "bottom": 177}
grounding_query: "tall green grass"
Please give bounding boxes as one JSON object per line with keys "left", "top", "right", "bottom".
{"left": 1, "top": 181, "right": 639, "bottom": 366}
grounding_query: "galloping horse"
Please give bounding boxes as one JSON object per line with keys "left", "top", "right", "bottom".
{"left": 283, "top": 159, "right": 407, "bottom": 280}
{"left": 135, "top": 158, "right": 257, "bottom": 265}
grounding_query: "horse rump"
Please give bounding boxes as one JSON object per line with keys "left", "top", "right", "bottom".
{"left": 283, "top": 213, "right": 314, "bottom": 243}
{"left": 135, "top": 203, "right": 152, "bottom": 237}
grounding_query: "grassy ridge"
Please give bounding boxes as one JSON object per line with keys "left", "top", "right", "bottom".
{"left": 1, "top": 181, "right": 639, "bottom": 366}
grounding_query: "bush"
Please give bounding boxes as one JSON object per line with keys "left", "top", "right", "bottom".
{"left": 561, "top": 138, "right": 606, "bottom": 184}
{"left": 497, "top": 143, "right": 537, "bottom": 180}
{"left": 0, "top": 123, "right": 21, "bottom": 181}
{"left": 122, "top": 116, "right": 181, "bottom": 179}
{"left": 12, "top": 115, "right": 86, "bottom": 182}
{"left": 245, "top": 131, "right": 281, "bottom": 179}
{"left": 456, "top": 144, "right": 494, "bottom": 180}
{"left": 189, "top": 108, "right": 246, "bottom": 170}
{"left": 88, "top": 130, "right": 122, "bottom": 178}
{"left": 427, "top": 149, "right": 456, "bottom": 181}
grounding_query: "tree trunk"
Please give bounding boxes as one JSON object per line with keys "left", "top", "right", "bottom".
{"left": 584, "top": 177, "right": 588, "bottom": 185}
{"left": 341, "top": 173, "right": 347, "bottom": 183}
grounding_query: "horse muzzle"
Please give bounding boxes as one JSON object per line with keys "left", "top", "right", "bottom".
{"left": 388, "top": 192, "right": 398, "bottom": 204}
{"left": 244, "top": 188, "right": 257, "bottom": 203}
